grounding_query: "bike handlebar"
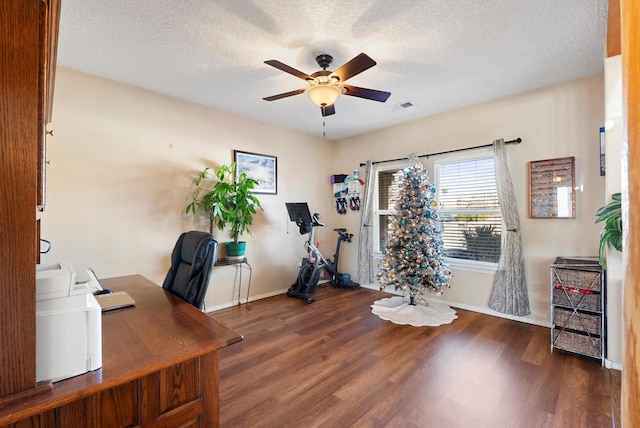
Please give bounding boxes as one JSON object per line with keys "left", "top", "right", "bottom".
{"left": 305, "top": 214, "right": 352, "bottom": 243}
{"left": 312, "top": 212, "right": 324, "bottom": 227}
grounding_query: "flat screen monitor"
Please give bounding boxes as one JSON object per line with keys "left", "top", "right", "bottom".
{"left": 285, "top": 203, "right": 312, "bottom": 225}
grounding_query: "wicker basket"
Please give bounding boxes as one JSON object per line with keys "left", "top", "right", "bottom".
{"left": 553, "top": 328, "right": 601, "bottom": 358}
{"left": 552, "top": 288, "right": 601, "bottom": 312}
{"left": 551, "top": 258, "right": 602, "bottom": 292}
{"left": 553, "top": 307, "right": 601, "bottom": 335}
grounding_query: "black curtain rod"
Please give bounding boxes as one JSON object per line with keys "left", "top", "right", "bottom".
{"left": 359, "top": 138, "right": 522, "bottom": 167}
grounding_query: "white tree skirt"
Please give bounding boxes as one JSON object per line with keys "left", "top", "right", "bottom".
{"left": 371, "top": 296, "right": 458, "bottom": 327}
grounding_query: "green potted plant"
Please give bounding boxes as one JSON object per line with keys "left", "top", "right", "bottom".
{"left": 595, "top": 192, "right": 622, "bottom": 269}
{"left": 186, "top": 163, "right": 263, "bottom": 259}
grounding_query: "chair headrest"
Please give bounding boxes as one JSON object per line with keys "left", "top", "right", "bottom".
{"left": 180, "top": 231, "right": 213, "bottom": 263}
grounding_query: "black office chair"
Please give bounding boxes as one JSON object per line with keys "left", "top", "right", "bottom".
{"left": 163, "top": 231, "right": 218, "bottom": 310}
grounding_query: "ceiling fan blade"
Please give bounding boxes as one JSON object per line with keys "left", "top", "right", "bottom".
{"left": 263, "top": 88, "right": 306, "bottom": 101}
{"left": 333, "top": 53, "right": 377, "bottom": 82}
{"left": 342, "top": 85, "right": 391, "bottom": 102}
{"left": 264, "top": 60, "right": 312, "bottom": 80}
{"left": 321, "top": 104, "right": 336, "bottom": 117}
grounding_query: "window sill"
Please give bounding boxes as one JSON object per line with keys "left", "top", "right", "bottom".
{"left": 443, "top": 257, "right": 498, "bottom": 275}
{"left": 373, "top": 254, "right": 498, "bottom": 275}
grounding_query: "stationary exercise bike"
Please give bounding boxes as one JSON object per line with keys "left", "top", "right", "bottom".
{"left": 286, "top": 203, "right": 360, "bottom": 304}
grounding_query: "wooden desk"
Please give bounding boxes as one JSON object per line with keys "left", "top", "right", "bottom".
{"left": 0, "top": 275, "right": 242, "bottom": 427}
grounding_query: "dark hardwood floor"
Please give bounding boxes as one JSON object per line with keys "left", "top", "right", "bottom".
{"left": 212, "top": 286, "right": 614, "bottom": 428}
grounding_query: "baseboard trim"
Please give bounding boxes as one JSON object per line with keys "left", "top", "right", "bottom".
{"left": 205, "top": 288, "right": 289, "bottom": 313}
{"left": 360, "top": 282, "right": 550, "bottom": 328}
{"left": 605, "top": 359, "right": 623, "bottom": 370}
{"left": 437, "top": 299, "right": 550, "bottom": 328}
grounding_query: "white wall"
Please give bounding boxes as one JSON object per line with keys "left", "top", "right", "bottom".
{"left": 42, "top": 68, "right": 618, "bottom": 365}
{"left": 41, "top": 67, "right": 335, "bottom": 310}
{"left": 332, "top": 75, "right": 607, "bottom": 334}
{"left": 604, "top": 55, "right": 623, "bottom": 368}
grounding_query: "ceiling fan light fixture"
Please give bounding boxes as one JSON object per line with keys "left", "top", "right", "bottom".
{"left": 263, "top": 52, "right": 390, "bottom": 113}
{"left": 307, "top": 84, "right": 341, "bottom": 107}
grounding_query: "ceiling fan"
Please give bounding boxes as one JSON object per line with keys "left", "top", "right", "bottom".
{"left": 262, "top": 53, "right": 391, "bottom": 117}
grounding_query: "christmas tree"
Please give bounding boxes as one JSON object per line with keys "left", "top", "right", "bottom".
{"left": 377, "top": 161, "right": 451, "bottom": 304}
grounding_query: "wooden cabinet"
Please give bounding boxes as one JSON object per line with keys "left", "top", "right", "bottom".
{"left": 0, "top": 0, "right": 60, "bottom": 399}
{"left": 37, "top": 0, "right": 60, "bottom": 211}
{"left": 3, "top": 360, "right": 215, "bottom": 427}
{"left": 550, "top": 257, "right": 606, "bottom": 365}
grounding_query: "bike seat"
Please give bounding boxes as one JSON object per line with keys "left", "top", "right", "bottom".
{"left": 333, "top": 228, "right": 347, "bottom": 233}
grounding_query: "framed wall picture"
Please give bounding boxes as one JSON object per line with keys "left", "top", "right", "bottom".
{"left": 234, "top": 150, "right": 277, "bottom": 194}
{"left": 529, "top": 156, "right": 575, "bottom": 219}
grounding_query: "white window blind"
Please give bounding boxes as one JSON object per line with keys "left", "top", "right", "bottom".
{"left": 375, "top": 167, "right": 402, "bottom": 252}
{"left": 436, "top": 156, "right": 502, "bottom": 264}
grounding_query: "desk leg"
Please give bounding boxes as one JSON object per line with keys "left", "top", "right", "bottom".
{"left": 201, "top": 352, "right": 220, "bottom": 428}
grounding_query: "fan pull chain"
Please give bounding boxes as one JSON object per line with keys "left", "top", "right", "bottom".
{"left": 321, "top": 105, "right": 327, "bottom": 138}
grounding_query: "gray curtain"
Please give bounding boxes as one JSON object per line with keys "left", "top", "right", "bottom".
{"left": 489, "top": 139, "right": 531, "bottom": 316}
{"left": 357, "top": 161, "right": 376, "bottom": 285}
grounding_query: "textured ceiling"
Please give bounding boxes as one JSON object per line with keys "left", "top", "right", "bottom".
{"left": 57, "top": 0, "right": 608, "bottom": 140}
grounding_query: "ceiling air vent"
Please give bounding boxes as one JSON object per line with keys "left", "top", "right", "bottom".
{"left": 391, "top": 101, "right": 414, "bottom": 111}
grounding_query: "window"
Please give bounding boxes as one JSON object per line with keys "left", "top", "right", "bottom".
{"left": 372, "top": 153, "right": 502, "bottom": 271}
{"left": 435, "top": 154, "right": 502, "bottom": 266}
{"left": 373, "top": 163, "right": 404, "bottom": 253}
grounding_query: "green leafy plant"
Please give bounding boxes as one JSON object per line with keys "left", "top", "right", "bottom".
{"left": 595, "top": 192, "right": 622, "bottom": 269}
{"left": 186, "top": 163, "right": 263, "bottom": 243}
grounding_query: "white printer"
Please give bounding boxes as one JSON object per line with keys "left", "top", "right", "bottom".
{"left": 36, "top": 262, "right": 77, "bottom": 300}
{"left": 35, "top": 263, "right": 102, "bottom": 383}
